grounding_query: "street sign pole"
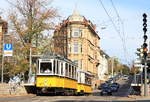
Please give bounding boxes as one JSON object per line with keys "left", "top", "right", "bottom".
{"left": 1, "top": 29, "right": 4, "bottom": 83}
{"left": 1, "top": 48, "right": 4, "bottom": 83}
{"left": 1, "top": 43, "right": 13, "bottom": 83}
{"left": 144, "top": 60, "right": 148, "bottom": 96}
{"left": 141, "top": 65, "right": 143, "bottom": 85}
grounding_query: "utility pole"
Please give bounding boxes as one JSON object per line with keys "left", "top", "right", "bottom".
{"left": 28, "top": 47, "right": 32, "bottom": 83}
{"left": 141, "top": 65, "right": 143, "bottom": 85}
{"left": 144, "top": 61, "right": 148, "bottom": 96}
{"left": 111, "top": 57, "right": 114, "bottom": 78}
{"left": 1, "top": 25, "right": 4, "bottom": 83}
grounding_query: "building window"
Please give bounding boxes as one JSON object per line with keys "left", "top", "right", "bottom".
{"left": 72, "top": 28, "right": 81, "bottom": 37}
{"left": 73, "top": 42, "right": 82, "bottom": 54}
{"left": 73, "top": 42, "right": 79, "bottom": 54}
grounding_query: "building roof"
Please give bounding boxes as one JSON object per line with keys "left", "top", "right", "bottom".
{"left": 68, "top": 9, "right": 84, "bottom": 22}
{"left": 55, "top": 10, "right": 100, "bottom": 39}
{"left": 100, "top": 50, "right": 110, "bottom": 59}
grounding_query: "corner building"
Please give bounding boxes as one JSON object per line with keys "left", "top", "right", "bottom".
{"left": 53, "top": 10, "right": 100, "bottom": 88}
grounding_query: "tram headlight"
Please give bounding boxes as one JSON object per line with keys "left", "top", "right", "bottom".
{"left": 44, "top": 79, "right": 48, "bottom": 82}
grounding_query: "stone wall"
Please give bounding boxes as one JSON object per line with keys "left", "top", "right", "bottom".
{"left": 0, "top": 83, "right": 28, "bottom": 95}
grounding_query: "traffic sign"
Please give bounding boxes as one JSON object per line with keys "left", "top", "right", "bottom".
{"left": 4, "top": 43, "right": 13, "bottom": 56}
{"left": 134, "top": 59, "right": 142, "bottom": 67}
{"left": 4, "top": 44, "right": 13, "bottom": 50}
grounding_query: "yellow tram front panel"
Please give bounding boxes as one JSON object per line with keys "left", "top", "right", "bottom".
{"left": 77, "top": 83, "right": 92, "bottom": 93}
{"left": 36, "top": 75, "right": 77, "bottom": 89}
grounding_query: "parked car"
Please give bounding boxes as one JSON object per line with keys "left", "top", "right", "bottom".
{"left": 106, "top": 79, "right": 113, "bottom": 84}
{"left": 112, "top": 82, "right": 120, "bottom": 89}
{"left": 100, "top": 86, "right": 112, "bottom": 96}
{"left": 98, "top": 83, "right": 109, "bottom": 90}
{"left": 109, "top": 77, "right": 113, "bottom": 81}
{"left": 122, "top": 75, "right": 129, "bottom": 80}
{"left": 110, "top": 84, "right": 118, "bottom": 92}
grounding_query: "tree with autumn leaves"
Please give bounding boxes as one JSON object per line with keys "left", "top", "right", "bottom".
{"left": 2, "top": 0, "right": 59, "bottom": 81}
{"left": 108, "top": 57, "right": 130, "bottom": 75}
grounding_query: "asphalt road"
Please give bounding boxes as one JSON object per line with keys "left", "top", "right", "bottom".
{"left": 0, "top": 75, "right": 150, "bottom": 102}
{"left": 112, "top": 75, "right": 133, "bottom": 97}
{"left": 93, "top": 75, "right": 133, "bottom": 97}
{"left": 0, "top": 95, "right": 150, "bottom": 102}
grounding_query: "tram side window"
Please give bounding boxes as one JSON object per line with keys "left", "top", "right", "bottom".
{"left": 72, "top": 66, "right": 74, "bottom": 79}
{"left": 40, "top": 62, "right": 52, "bottom": 73}
{"left": 56, "top": 60, "right": 59, "bottom": 74}
{"left": 37, "top": 60, "right": 39, "bottom": 73}
{"left": 53, "top": 60, "right": 56, "bottom": 74}
{"left": 65, "top": 63, "right": 69, "bottom": 76}
{"left": 78, "top": 72, "right": 81, "bottom": 83}
{"left": 85, "top": 74, "right": 91, "bottom": 85}
{"left": 85, "top": 74, "right": 88, "bottom": 84}
{"left": 89, "top": 77, "right": 92, "bottom": 84}
{"left": 74, "top": 67, "right": 76, "bottom": 79}
{"left": 61, "top": 62, "right": 63, "bottom": 75}
{"left": 87, "top": 77, "right": 91, "bottom": 85}
{"left": 58, "top": 61, "right": 60, "bottom": 74}
{"left": 69, "top": 64, "right": 71, "bottom": 78}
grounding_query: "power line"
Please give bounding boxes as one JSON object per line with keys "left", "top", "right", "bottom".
{"left": 98, "top": 0, "right": 122, "bottom": 40}
{"left": 110, "top": 0, "right": 122, "bottom": 23}
{"left": 98, "top": 0, "right": 129, "bottom": 64}
{"left": 109, "top": 0, "right": 129, "bottom": 64}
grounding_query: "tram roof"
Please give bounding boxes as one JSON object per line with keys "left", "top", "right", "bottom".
{"left": 39, "top": 53, "right": 77, "bottom": 66}
{"left": 77, "top": 69, "right": 92, "bottom": 75}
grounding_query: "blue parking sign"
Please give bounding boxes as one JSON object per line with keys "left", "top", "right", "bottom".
{"left": 4, "top": 44, "right": 13, "bottom": 51}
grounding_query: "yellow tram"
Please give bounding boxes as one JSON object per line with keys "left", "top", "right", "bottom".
{"left": 36, "top": 54, "right": 92, "bottom": 95}
{"left": 77, "top": 70, "right": 92, "bottom": 95}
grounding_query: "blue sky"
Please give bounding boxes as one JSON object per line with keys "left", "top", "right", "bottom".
{"left": 1, "top": 0, "right": 150, "bottom": 65}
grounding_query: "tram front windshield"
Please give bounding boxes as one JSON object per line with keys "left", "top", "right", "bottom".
{"left": 40, "top": 62, "right": 52, "bottom": 74}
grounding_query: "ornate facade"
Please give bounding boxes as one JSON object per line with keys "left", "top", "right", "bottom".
{"left": 53, "top": 10, "right": 100, "bottom": 88}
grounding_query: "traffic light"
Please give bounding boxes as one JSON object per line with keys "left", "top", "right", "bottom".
{"left": 136, "top": 48, "right": 143, "bottom": 58}
{"left": 143, "top": 13, "right": 147, "bottom": 34}
{"left": 142, "top": 13, "right": 148, "bottom": 59}
{"left": 143, "top": 35, "right": 148, "bottom": 42}
{"left": 143, "top": 42, "right": 148, "bottom": 59}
